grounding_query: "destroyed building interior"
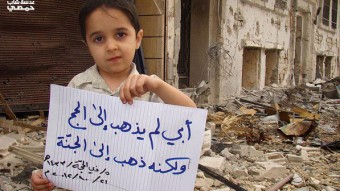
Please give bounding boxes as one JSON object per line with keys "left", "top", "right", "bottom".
{"left": 0, "top": 0, "right": 340, "bottom": 191}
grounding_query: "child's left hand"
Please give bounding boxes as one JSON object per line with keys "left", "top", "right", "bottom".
{"left": 120, "top": 74, "right": 159, "bottom": 104}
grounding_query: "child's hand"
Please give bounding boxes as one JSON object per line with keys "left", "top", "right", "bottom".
{"left": 31, "top": 170, "right": 54, "bottom": 191}
{"left": 120, "top": 74, "right": 159, "bottom": 104}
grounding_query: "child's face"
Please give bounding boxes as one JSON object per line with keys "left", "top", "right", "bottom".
{"left": 85, "top": 7, "right": 143, "bottom": 78}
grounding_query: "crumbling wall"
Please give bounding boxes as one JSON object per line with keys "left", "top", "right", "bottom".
{"left": 215, "top": 0, "right": 292, "bottom": 100}
{"left": 314, "top": 29, "right": 339, "bottom": 79}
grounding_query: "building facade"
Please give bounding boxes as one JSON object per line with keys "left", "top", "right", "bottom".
{"left": 149, "top": 0, "right": 339, "bottom": 104}
{"left": 1, "top": 0, "right": 339, "bottom": 112}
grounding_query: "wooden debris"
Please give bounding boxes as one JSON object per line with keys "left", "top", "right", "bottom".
{"left": 239, "top": 106, "right": 257, "bottom": 116}
{"left": 0, "top": 92, "right": 18, "bottom": 121}
{"left": 292, "top": 105, "right": 320, "bottom": 120}
{"left": 13, "top": 121, "right": 46, "bottom": 131}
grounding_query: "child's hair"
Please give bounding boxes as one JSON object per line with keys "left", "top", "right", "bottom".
{"left": 79, "top": 0, "right": 141, "bottom": 41}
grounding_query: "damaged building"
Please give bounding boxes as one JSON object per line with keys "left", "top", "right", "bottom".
{"left": 0, "top": 0, "right": 339, "bottom": 110}
{"left": 166, "top": 0, "right": 340, "bottom": 104}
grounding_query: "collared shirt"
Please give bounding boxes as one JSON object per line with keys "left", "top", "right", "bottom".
{"left": 68, "top": 63, "right": 162, "bottom": 103}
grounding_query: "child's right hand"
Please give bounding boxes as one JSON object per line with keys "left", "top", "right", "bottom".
{"left": 31, "top": 170, "right": 54, "bottom": 191}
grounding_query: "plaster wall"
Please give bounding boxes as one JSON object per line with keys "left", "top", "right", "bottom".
{"left": 167, "top": 0, "right": 339, "bottom": 104}
{"left": 314, "top": 27, "right": 340, "bottom": 80}
{"left": 295, "top": 0, "right": 339, "bottom": 82}
{"left": 216, "top": 0, "right": 292, "bottom": 100}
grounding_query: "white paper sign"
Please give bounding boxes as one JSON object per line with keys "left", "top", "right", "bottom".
{"left": 43, "top": 84, "right": 208, "bottom": 191}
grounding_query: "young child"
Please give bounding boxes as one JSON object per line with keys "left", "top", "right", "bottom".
{"left": 31, "top": 0, "right": 196, "bottom": 190}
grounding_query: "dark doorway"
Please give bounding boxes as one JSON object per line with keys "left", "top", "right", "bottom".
{"left": 178, "top": 0, "right": 191, "bottom": 88}
{"left": 242, "top": 48, "right": 261, "bottom": 90}
{"left": 294, "top": 16, "right": 303, "bottom": 85}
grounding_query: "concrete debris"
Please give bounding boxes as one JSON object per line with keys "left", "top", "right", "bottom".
{"left": 196, "top": 84, "right": 340, "bottom": 190}
{"left": 255, "top": 162, "right": 289, "bottom": 179}
{"left": 230, "top": 145, "right": 264, "bottom": 157}
{"left": 0, "top": 84, "right": 339, "bottom": 191}
{"left": 0, "top": 135, "right": 17, "bottom": 151}
{"left": 291, "top": 173, "right": 305, "bottom": 187}
{"left": 199, "top": 156, "right": 228, "bottom": 174}
{"left": 201, "top": 130, "right": 212, "bottom": 157}
{"left": 264, "top": 152, "right": 287, "bottom": 164}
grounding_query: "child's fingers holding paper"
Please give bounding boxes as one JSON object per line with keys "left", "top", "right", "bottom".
{"left": 31, "top": 170, "right": 54, "bottom": 191}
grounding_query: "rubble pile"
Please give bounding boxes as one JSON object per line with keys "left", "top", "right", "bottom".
{"left": 0, "top": 79, "right": 339, "bottom": 191}
{"left": 196, "top": 79, "right": 340, "bottom": 191}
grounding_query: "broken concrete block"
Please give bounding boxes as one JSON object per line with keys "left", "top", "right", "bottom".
{"left": 253, "top": 184, "right": 266, "bottom": 191}
{"left": 213, "top": 179, "right": 223, "bottom": 187}
{"left": 325, "top": 186, "right": 337, "bottom": 191}
{"left": 0, "top": 154, "right": 24, "bottom": 176}
{"left": 296, "top": 146, "right": 320, "bottom": 161}
{"left": 195, "top": 177, "right": 214, "bottom": 189}
{"left": 199, "top": 156, "right": 226, "bottom": 174}
{"left": 200, "top": 186, "right": 211, "bottom": 191}
{"left": 230, "top": 145, "right": 263, "bottom": 157}
{"left": 296, "top": 187, "right": 310, "bottom": 191}
{"left": 196, "top": 171, "right": 205, "bottom": 178}
{"left": 220, "top": 148, "right": 235, "bottom": 160}
{"left": 286, "top": 154, "right": 303, "bottom": 163}
{"left": 0, "top": 136, "right": 17, "bottom": 151}
{"left": 0, "top": 120, "right": 22, "bottom": 133}
{"left": 264, "top": 152, "right": 287, "bottom": 164}
{"left": 211, "top": 188, "right": 231, "bottom": 191}
{"left": 291, "top": 173, "right": 305, "bottom": 187}
{"left": 0, "top": 150, "right": 10, "bottom": 160}
{"left": 206, "top": 122, "right": 216, "bottom": 133}
{"left": 255, "top": 162, "right": 289, "bottom": 179}
{"left": 300, "top": 150, "right": 309, "bottom": 161}
{"left": 310, "top": 177, "right": 321, "bottom": 185}
{"left": 231, "top": 168, "right": 248, "bottom": 178}
{"left": 200, "top": 130, "right": 211, "bottom": 157}
{"left": 5, "top": 133, "right": 26, "bottom": 143}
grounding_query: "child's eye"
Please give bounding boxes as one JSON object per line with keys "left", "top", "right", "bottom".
{"left": 94, "top": 36, "right": 104, "bottom": 43}
{"left": 116, "top": 32, "right": 126, "bottom": 38}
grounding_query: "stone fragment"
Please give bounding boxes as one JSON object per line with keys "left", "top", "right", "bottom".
{"left": 230, "top": 145, "right": 263, "bottom": 157}
{"left": 291, "top": 173, "right": 305, "bottom": 187}
{"left": 213, "top": 179, "right": 223, "bottom": 187}
{"left": 206, "top": 122, "right": 216, "bottom": 133}
{"left": 325, "top": 186, "right": 336, "bottom": 191}
{"left": 310, "top": 177, "right": 320, "bottom": 185}
{"left": 199, "top": 156, "right": 227, "bottom": 174}
{"left": 0, "top": 154, "right": 24, "bottom": 176}
{"left": 0, "top": 150, "right": 10, "bottom": 160}
{"left": 211, "top": 188, "right": 231, "bottom": 191}
{"left": 296, "top": 146, "right": 320, "bottom": 161}
{"left": 231, "top": 168, "right": 248, "bottom": 178}
{"left": 0, "top": 136, "right": 17, "bottom": 151}
{"left": 253, "top": 184, "right": 266, "bottom": 191}
{"left": 196, "top": 171, "right": 205, "bottom": 178}
{"left": 296, "top": 187, "right": 310, "bottom": 191}
{"left": 255, "top": 162, "right": 289, "bottom": 179}
{"left": 200, "top": 186, "right": 210, "bottom": 191}
{"left": 195, "top": 177, "right": 214, "bottom": 189}
{"left": 5, "top": 133, "right": 26, "bottom": 143}
{"left": 286, "top": 154, "right": 303, "bottom": 163}
{"left": 220, "top": 148, "right": 235, "bottom": 160}
{"left": 200, "top": 130, "right": 212, "bottom": 157}
{"left": 264, "top": 152, "right": 287, "bottom": 164}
